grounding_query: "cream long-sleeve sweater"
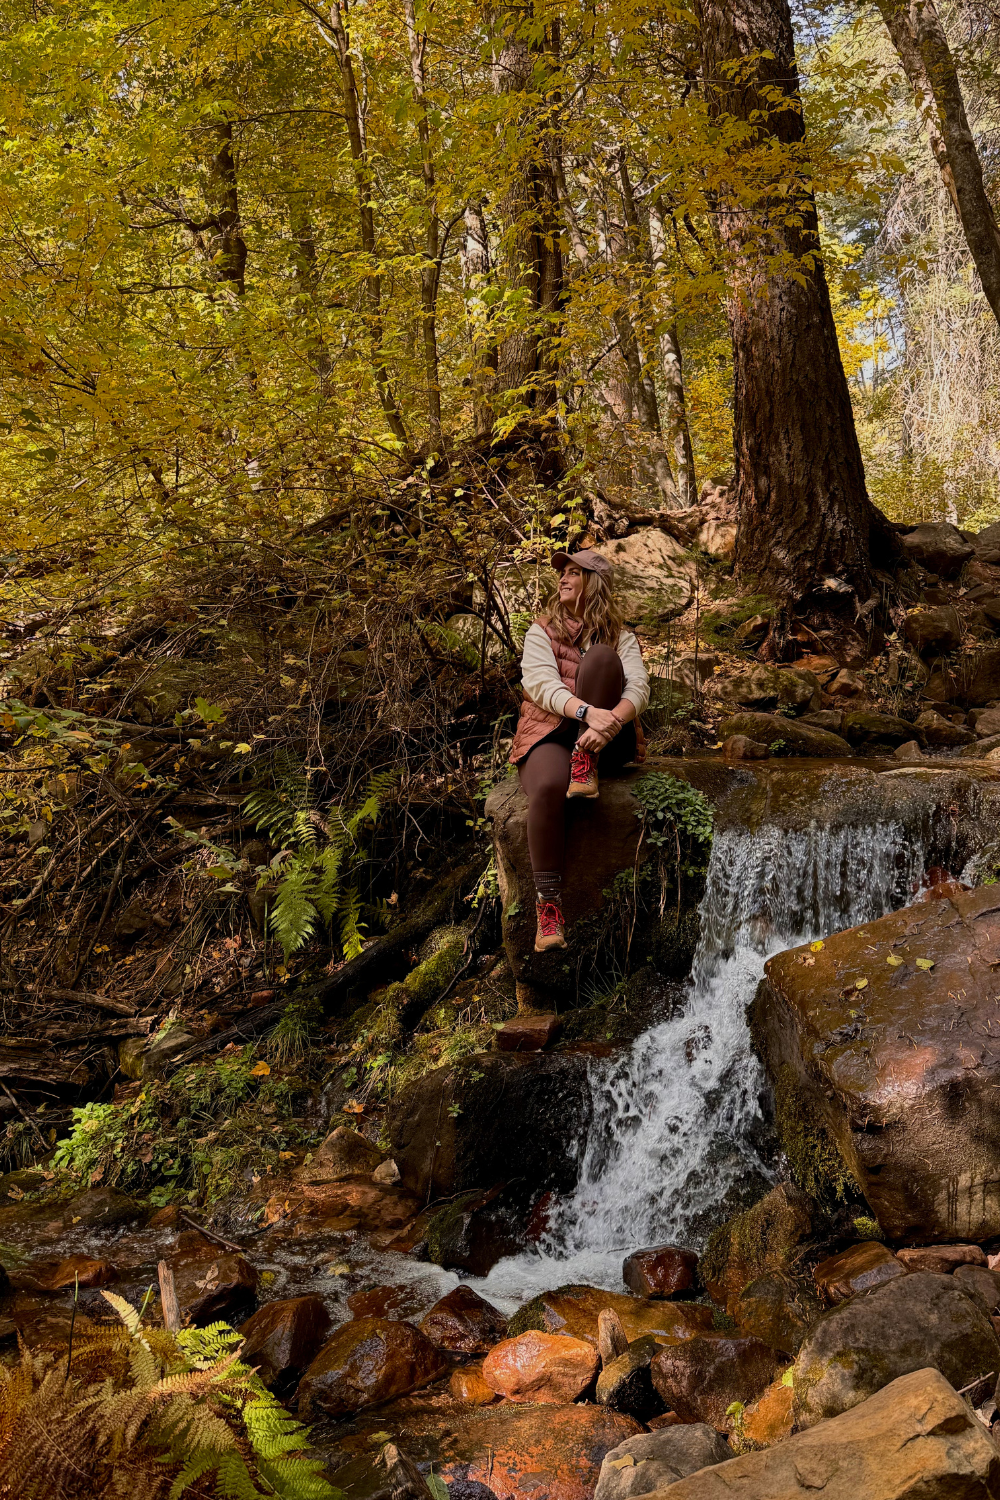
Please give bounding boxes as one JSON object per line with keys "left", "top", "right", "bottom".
{"left": 520, "top": 623, "right": 650, "bottom": 719}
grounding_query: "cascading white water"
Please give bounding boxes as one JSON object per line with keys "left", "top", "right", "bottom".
{"left": 478, "top": 814, "right": 931, "bottom": 1309}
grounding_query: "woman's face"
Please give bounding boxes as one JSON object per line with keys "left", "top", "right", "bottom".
{"left": 558, "top": 563, "right": 586, "bottom": 614}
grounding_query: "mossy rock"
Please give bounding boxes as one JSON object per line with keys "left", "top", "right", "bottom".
{"left": 382, "top": 926, "right": 467, "bottom": 1024}
{"left": 425, "top": 1189, "right": 484, "bottom": 1266}
{"left": 769, "top": 1063, "right": 861, "bottom": 1206}
{"left": 701, "top": 1183, "right": 820, "bottom": 1316}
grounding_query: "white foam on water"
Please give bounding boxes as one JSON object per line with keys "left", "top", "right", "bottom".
{"left": 476, "top": 816, "right": 929, "bottom": 1313}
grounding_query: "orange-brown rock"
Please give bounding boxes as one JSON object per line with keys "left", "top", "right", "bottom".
{"left": 170, "top": 1246, "right": 258, "bottom": 1326}
{"left": 238, "top": 1295, "right": 331, "bottom": 1392}
{"left": 741, "top": 1378, "right": 794, "bottom": 1448}
{"left": 495, "top": 1014, "right": 562, "bottom": 1052}
{"left": 449, "top": 1363, "right": 499, "bottom": 1405}
{"left": 482, "top": 1330, "right": 599, "bottom": 1404}
{"left": 723, "top": 735, "right": 769, "bottom": 761}
{"left": 438, "top": 1404, "right": 643, "bottom": 1500}
{"left": 297, "top": 1317, "right": 450, "bottom": 1416}
{"left": 895, "top": 1243, "right": 986, "bottom": 1274}
{"left": 263, "top": 1177, "right": 420, "bottom": 1237}
{"left": 622, "top": 1244, "right": 698, "bottom": 1299}
{"left": 419, "top": 1285, "right": 507, "bottom": 1354}
{"left": 651, "top": 1332, "right": 777, "bottom": 1431}
{"left": 30, "top": 1255, "right": 117, "bottom": 1291}
{"left": 813, "top": 1242, "right": 906, "bottom": 1304}
{"left": 510, "top": 1284, "right": 713, "bottom": 1346}
{"left": 753, "top": 884, "right": 1000, "bottom": 1242}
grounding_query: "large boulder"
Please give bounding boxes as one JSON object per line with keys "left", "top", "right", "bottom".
{"left": 718, "top": 713, "right": 851, "bottom": 757}
{"left": 419, "top": 1285, "right": 507, "bottom": 1354}
{"left": 843, "top": 711, "right": 924, "bottom": 750}
{"left": 655, "top": 1368, "right": 1000, "bottom": 1499}
{"left": 438, "top": 1405, "right": 643, "bottom": 1500}
{"left": 791, "top": 1272, "right": 1000, "bottom": 1427}
{"left": 594, "top": 1425, "right": 731, "bottom": 1500}
{"left": 170, "top": 1244, "right": 258, "bottom": 1327}
{"left": 388, "top": 1052, "right": 591, "bottom": 1206}
{"left": 594, "top": 532, "right": 694, "bottom": 622}
{"left": 958, "top": 646, "right": 1000, "bottom": 705}
{"left": 734, "top": 1273, "right": 823, "bottom": 1356}
{"left": 297, "top": 1317, "right": 449, "bottom": 1417}
{"left": 726, "top": 666, "right": 821, "bottom": 714}
{"left": 901, "top": 522, "right": 974, "bottom": 577}
{"left": 752, "top": 884, "right": 1000, "bottom": 1242}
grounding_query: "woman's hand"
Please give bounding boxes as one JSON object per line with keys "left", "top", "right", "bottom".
{"left": 580, "top": 705, "right": 620, "bottom": 738}
{"left": 578, "top": 724, "right": 614, "bottom": 753}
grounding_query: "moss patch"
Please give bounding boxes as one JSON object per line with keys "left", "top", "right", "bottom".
{"left": 425, "top": 1189, "right": 482, "bottom": 1266}
{"left": 771, "top": 1064, "right": 860, "bottom": 1205}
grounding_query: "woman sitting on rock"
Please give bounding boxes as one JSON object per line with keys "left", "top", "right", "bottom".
{"left": 511, "top": 549, "right": 649, "bottom": 954}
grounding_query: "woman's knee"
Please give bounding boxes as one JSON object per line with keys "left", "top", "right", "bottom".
{"left": 577, "top": 642, "right": 623, "bottom": 701}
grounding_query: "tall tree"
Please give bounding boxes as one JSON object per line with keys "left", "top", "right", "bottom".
{"left": 698, "top": 0, "right": 876, "bottom": 601}
{"left": 870, "top": 0, "right": 1000, "bottom": 330}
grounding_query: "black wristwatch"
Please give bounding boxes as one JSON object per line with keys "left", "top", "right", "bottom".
{"left": 575, "top": 704, "right": 588, "bottom": 723}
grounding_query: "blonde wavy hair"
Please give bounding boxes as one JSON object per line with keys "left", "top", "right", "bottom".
{"left": 540, "top": 564, "right": 624, "bottom": 648}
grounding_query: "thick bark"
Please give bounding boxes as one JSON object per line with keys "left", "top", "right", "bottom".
{"left": 872, "top": 0, "right": 1000, "bottom": 329}
{"left": 288, "top": 195, "right": 333, "bottom": 382}
{"left": 403, "top": 0, "right": 443, "bottom": 450}
{"left": 699, "top": 0, "right": 875, "bottom": 600}
{"left": 489, "top": 18, "right": 563, "bottom": 422}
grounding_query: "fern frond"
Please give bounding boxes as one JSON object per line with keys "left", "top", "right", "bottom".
{"left": 102, "top": 1288, "right": 149, "bottom": 1341}
{"left": 338, "top": 885, "right": 366, "bottom": 961}
{"left": 259, "top": 1453, "right": 341, "bottom": 1499}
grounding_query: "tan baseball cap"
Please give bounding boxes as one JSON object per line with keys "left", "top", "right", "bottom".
{"left": 550, "top": 548, "right": 613, "bottom": 580}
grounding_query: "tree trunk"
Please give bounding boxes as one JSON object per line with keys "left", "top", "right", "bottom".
{"left": 490, "top": 16, "right": 563, "bottom": 423}
{"left": 698, "top": 0, "right": 875, "bottom": 601}
{"left": 325, "top": 0, "right": 410, "bottom": 451}
{"left": 871, "top": 0, "right": 1000, "bottom": 329}
{"left": 648, "top": 199, "right": 698, "bottom": 505}
{"left": 206, "top": 120, "right": 247, "bottom": 295}
{"left": 460, "top": 203, "right": 498, "bottom": 440}
{"left": 403, "top": 0, "right": 443, "bottom": 452}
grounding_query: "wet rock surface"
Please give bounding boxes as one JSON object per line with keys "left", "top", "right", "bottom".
{"left": 660, "top": 1368, "right": 1000, "bottom": 1499}
{"left": 483, "top": 1329, "right": 600, "bottom": 1403}
{"left": 508, "top": 1284, "right": 715, "bottom": 1345}
{"left": 238, "top": 1294, "right": 331, "bottom": 1393}
{"left": 297, "top": 1316, "right": 450, "bottom": 1417}
{"left": 792, "top": 1271, "right": 1000, "bottom": 1427}
{"left": 418, "top": 1285, "right": 507, "bottom": 1354}
{"left": 595, "top": 1337, "right": 665, "bottom": 1423}
{"left": 755, "top": 883, "right": 1000, "bottom": 1241}
{"left": 622, "top": 1244, "right": 697, "bottom": 1299}
{"left": 812, "top": 1242, "right": 906, "bottom": 1304}
{"left": 734, "top": 1272, "right": 823, "bottom": 1356}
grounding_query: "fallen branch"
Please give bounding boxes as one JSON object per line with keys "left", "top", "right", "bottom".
{"left": 178, "top": 1212, "right": 247, "bottom": 1255}
{"left": 33, "top": 988, "right": 138, "bottom": 1017}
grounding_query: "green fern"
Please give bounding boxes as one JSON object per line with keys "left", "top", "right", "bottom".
{"left": 0, "top": 1293, "right": 341, "bottom": 1500}
{"left": 245, "top": 759, "right": 397, "bottom": 963}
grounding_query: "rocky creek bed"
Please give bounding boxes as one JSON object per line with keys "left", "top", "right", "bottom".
{"left": 6, "top": 752, "right": 1000, "bottom": 1497}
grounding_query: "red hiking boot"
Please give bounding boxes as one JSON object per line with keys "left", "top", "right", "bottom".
{"left": 567, "top": 745, "right": 599, "bottom": 799}
{"left": 534, "top": 899, "right": 567, "bottom": 952}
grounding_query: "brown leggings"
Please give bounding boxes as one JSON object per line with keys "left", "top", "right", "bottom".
{"left": 517, "top": 644, "right": 636, "bottom": 889}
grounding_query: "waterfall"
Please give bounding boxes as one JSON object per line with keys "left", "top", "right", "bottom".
{"left": 478, "top": 815, "right": 930, "bottom": 1308}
